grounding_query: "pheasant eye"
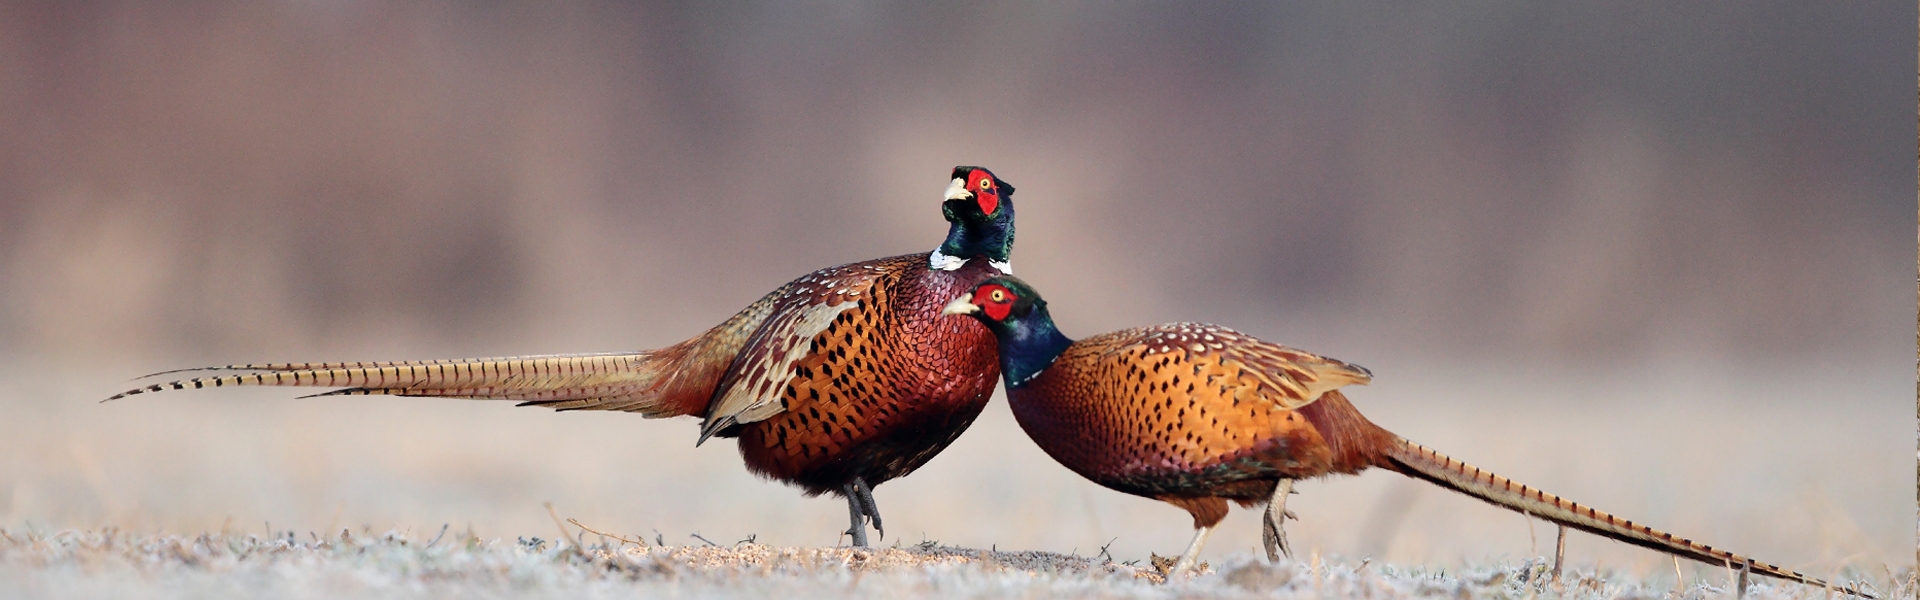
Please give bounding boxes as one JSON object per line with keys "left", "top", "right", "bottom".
{"left": 989, "top": 289, "right": 1007, "bottom": 302}
{"left": 970, "top": 173, "right": 1001, "bottom": 216}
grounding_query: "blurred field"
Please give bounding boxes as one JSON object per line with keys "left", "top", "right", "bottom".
{"left": 0, "top": 3, "right": 1911, "bottom": 598}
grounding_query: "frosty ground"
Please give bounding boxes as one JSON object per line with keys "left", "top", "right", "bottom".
{"left": 0, "top": 527, "right": 1904, "bottom": 600}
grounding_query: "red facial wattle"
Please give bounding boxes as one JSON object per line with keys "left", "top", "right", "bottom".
{"left": 968, "top": 170, "right": 999, "bottom": 217}
{"left": 975, "top": 284, "right": 1015, "bottom": 321}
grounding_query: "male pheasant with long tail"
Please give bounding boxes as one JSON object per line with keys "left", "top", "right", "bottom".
{"left": 942, "top": 276, "right": 1871, "bottom": 596}
{"left": 110, "top": 166, "right": 1020, "bottom": 547}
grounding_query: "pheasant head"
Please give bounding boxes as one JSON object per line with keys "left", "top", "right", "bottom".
{"left": 932, "top": 166, "right": 1015, "bottom": 274}
{"left": 941, "top": 276, "right": 1071, "bottom": 387}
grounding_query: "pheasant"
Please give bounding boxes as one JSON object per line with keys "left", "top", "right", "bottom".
{"left": 942, "top": 276, "right": 1872, "bottom": 597}
{"left": 109, "top": 166, "right": 1020, "bottom": 547}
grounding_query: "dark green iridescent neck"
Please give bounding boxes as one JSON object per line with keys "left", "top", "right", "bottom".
{"left": 991, "top": 304, "right": 1073, "bottom": 388}
{"left": 937, "top": 200, "right": 1015, "bottom": 265}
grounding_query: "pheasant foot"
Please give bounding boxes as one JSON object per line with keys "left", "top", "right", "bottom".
{"left": 1261, "top": 478, "right": 1297, "bottom": 562}
{"left": 1169, "top": 525, "right": 1215, "bottom": 579}
{"left": 841, "top": 477, "right": 883, "bottom": 547}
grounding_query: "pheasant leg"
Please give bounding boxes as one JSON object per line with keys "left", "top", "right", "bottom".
{"left": 841, "top": 477, "right": 884, "bottom": 547}
{"left": 842, "top": 484, "right": 868, "bottom": 547}
{"left": 1261, "top": 478, "right": 1297, "bottom": 562}
{"left": 854, "top": 477, "right": 884, "bottom": 540}
{"left": 1169, "top": 525, "right": 1215, "bottom": 578}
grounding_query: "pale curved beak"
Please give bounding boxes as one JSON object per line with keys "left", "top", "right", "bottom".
{"left": 943, "top": 177, "right": 972, "bottom": 201}
{"left": 940, "top": 293, "right": 981, "bottom": 316}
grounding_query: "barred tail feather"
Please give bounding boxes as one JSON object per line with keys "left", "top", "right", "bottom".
{"left": 1382, "top": 438, "right": 1872, "bottom": 598}
{"left": 105, "top": 350, "right": 713, "bottom": 418}
{"left": 129, "top": 353, "right": 637, "bottom": 381}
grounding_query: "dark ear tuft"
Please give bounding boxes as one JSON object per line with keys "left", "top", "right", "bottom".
{"left": 1011, "top": 296, "right": 1042, "bottom": 319}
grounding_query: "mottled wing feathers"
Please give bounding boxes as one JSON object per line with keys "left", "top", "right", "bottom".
{"left": 1102, "top": 323, "right": 1371, "bottom": 410}
{"left": 698, "top": 261, "right": 894, "bottom": 441}
{"left": 701, "top": 302, "right": 856, "bottom": 432}
{"left": 758, "top": 293, "right": 897, "bottom": 454}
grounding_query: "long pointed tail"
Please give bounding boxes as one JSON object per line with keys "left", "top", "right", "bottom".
{"left": 106, "top": 348, "right": 715, "bottom": 418}
{"left": 1381, "top": 437, "right": 1873, "bottom": 598}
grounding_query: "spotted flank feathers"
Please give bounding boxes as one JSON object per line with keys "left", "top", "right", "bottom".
{"left": 1005, "top": 326, "right": 1392, "bottom": 506}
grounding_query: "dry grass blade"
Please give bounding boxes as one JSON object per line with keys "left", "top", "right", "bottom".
{"left": 567, "top": 518, "right": 645, "bottom": 547}
{"left": 543, "top": 502, "right": 582, "bottom": 557}
{"left": 1552, "top": 524, "right": 1566, "bottom": 582}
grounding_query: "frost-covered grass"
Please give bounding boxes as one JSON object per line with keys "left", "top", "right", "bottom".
{"left": 0, "top": 527, "right": 1905, "bottom": 599}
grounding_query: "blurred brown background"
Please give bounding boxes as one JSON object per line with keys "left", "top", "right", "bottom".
{"left": 0, "top": 1, "right": 1910, "bottom": 581}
